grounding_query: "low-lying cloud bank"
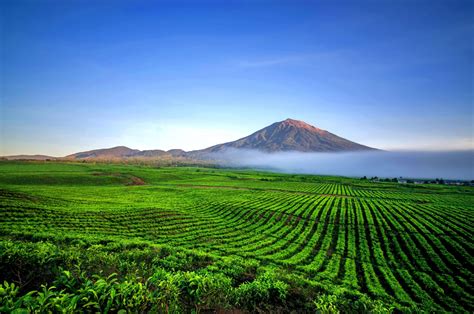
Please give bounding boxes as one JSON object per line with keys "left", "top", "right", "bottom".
{"left": 210, "top": 149, "right": 474, "bottom": 180}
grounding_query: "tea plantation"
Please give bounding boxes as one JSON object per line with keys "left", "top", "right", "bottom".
{"left": 0, "top": 162, "right": 472, "bottom": 312}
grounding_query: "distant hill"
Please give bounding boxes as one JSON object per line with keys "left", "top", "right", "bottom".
{"left": 65, "top": 146, "right": 140, "bottom": 159}
{"left": 62, "top": 146, "right": 184, "bottom": 160}
{"left": 1, "top": 155, "right": 56, "bottom": 161}
{"left": 193, "top": 118, "right": 375, "bottom": 153}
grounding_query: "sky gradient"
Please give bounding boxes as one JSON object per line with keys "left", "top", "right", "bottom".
{"left": 1, "top": 0, "right": 473, "bottom": 156}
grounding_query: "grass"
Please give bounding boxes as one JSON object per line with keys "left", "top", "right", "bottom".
{"left": 0, "top": 161, "right": 473, "bottom": 312}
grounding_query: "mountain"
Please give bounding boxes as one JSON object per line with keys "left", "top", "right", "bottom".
{"left": 2, "top": 119, "right": 377, "bottom": 161}
{"left": 194, "top": 118, "right": 375, "bottom": 153}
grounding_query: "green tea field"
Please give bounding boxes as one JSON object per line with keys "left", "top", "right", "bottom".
{"left": 0, "top": 162, "right": 473, "bottom": 312}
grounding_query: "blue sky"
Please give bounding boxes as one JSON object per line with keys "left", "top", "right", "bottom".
{"left": 1, "top": 0, "right": 473, "bottom": 156}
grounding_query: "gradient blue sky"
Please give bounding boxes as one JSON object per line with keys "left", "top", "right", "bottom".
{"left": 1, "top": 0, "right": 473, "bottom": 156}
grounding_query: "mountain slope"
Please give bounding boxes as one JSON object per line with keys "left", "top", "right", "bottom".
{"left": 65, "top": 146, "right": 140, "bottom": 159}
{"left": 197, "top": 118, "right": 375, "bottom": 153}
{"left": 65, "top": 146, "right": 190, "bottom": 160}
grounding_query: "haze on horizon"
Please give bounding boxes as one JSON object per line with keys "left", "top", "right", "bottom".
{"left": 1, "top": 0, "right": 473, "bottom": 156}
{"left": 209, "top": 149, "right": 473, "bottom": 180}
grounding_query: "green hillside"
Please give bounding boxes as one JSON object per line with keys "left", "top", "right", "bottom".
{"left": 0, "top": 162, "right": 472, "bottom": 312}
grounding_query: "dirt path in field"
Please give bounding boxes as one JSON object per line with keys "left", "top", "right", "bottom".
{"left": 126, "top": 175, "right": 146, "bottom": 186}
{"left": 92, "top": 172, "right": 146, "bottom": 186}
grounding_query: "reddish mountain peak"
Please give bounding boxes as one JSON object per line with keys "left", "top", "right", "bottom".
{"left": 279, "top": 118, "right": 325, "bottom": 133}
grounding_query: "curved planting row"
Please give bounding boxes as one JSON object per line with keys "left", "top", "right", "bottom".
{"left": 1, "top": 166, "right": 473, "bottom": 312}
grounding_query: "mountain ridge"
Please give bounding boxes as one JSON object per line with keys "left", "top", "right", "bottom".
{"left": 192, "top": 118, "right": 375, "bottom": 154}
{"left": 2, "top": 119, "right": 377, "bottom": 160}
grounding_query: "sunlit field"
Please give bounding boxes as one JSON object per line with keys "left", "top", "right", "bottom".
{"left": 1, "top": 161, "right": 472, "bottom": 312}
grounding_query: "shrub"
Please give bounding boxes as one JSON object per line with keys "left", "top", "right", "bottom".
{"left": 233, "top": 270, "right": 288, "bottom": 311}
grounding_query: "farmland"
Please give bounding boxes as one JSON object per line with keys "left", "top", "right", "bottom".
{"left": 0, "top": 161, "right": 473, "bottom": 312}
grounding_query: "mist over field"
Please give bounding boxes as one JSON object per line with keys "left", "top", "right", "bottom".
{"left": 211, "top": 149, "right": 474, "bottom": 180}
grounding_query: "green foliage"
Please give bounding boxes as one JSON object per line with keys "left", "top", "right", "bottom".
{"left": 233, "top": 270, "right": 288, "bottom": 311}
{"left": 0, "top": 161, "right": 472, "bottom": 312}
{"left": 313, "top": 289, "right": 395, "bottom": 313}
{"left": 178, "top": 271, "right": 232, "bottom": 311}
